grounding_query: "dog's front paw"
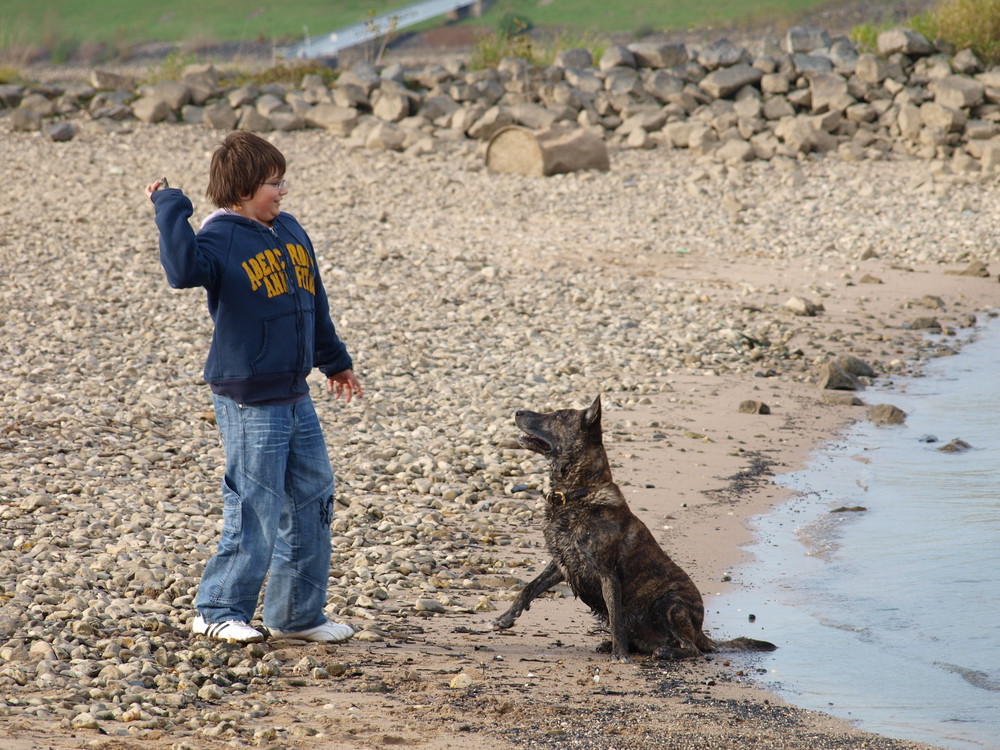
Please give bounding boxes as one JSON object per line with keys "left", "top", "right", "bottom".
{"left": 596, "top": 640, "right": 632, "bottom": 662}
{"left": 492, "top": 614, "right": 516, "bottom": 630}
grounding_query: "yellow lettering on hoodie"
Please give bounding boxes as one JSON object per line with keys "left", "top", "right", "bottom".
{"left": 262, "top": 269, "right": 288, "bottom": 298}
{"left": 245, "top": 244, "right": 317, "bottom": 298}
{"left": 264, "top": 248, "right": 285, "bottom": 272}
{"left": 242, "top": 256, "right": 266, "bottom": 291}
{"left": 295, "top": 265, "right": 316, "bottom": 294}
{"left": 244, "top": 246, "right": 294, "bottom": 297}
{"left": 286, "top": 243, "right": 316, "bottom": 295}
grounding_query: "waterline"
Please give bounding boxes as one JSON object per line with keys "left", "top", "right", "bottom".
{"left": 720, "top": 316, "right": 1000, "bottom": 750}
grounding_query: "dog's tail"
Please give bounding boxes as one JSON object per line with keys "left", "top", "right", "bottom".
{"left": 711, "top": 636, "right": 777, "bottom": 652}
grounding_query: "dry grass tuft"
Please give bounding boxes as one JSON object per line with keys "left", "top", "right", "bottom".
{"left": 931, "top": 0, "right": 1000, "bottom": 62}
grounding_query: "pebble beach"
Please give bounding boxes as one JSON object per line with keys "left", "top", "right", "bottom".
{"left": 1, "top": 120, "right": 999, "bottom": 749}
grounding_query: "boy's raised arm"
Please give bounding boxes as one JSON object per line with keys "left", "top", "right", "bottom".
{"left": 147, "top": 186, "right": 218, "bottom": 289}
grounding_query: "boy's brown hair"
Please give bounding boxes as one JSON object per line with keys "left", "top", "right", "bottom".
{"left": 206, "top": 131, "right": 286, "bottom": 209}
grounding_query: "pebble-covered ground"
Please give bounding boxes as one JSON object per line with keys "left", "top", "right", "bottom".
{"left": 1, "top": 122, "right": 998, "bottom": 749}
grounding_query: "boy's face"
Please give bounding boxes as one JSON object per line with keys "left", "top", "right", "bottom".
{"left": 238, "top": 173, "right": 288, "bottom": 226}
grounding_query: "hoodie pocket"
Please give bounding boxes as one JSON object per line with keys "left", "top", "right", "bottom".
{"left": 252, "top": 312, "right": 298, "bottom": 374}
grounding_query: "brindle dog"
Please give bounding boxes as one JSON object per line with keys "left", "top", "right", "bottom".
{"left": 493, "top": 396, "right": 777, "bottom": 661}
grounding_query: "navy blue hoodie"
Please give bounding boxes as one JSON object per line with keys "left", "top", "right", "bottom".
{"left": 151, "top": 188, "right": 353, "bottom": 405}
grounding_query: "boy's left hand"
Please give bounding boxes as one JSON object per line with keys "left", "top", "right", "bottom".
{"left": 328, "top": 369, "right": 363, "bottom": 403}
{"left": 144, "top": 179, "right": 166, "bottom": 201}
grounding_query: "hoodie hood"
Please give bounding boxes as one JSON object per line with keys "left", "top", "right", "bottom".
{"left": 200, "top": 208, "right": 238, "bottom": 230}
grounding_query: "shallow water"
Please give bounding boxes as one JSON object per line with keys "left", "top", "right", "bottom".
{"left": 718, "top": 317, "right": 1000, "bottom": 750}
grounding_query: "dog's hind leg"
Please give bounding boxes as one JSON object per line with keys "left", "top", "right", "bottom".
{"left": 493, "top": 561, "right": 564, "bottom": 630}
{"left": 650, "top": 602, "right": 710, "bottom": 659}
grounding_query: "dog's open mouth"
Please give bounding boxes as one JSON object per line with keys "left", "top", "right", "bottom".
{"left": 519, "top": 433, "right": 551, "bottom": 453}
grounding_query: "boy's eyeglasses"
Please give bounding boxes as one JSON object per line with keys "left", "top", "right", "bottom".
{"left": 263, "top": 179, "right": 289, "bottom": 191}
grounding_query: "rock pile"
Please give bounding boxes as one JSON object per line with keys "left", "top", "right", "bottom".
{"left": 4, "top": 25, "right": 1000, "bottom": 170}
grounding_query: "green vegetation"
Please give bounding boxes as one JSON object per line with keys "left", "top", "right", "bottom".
{"left": 475, "top": 0, "right": 847, "bottom": 36}
{"left": 471, "top": 27, "right": 607, "bottom": 69}
{"left": 850, "top": 0, "right": 1000, "bottom": 62}
{"left": 471, "top": 11, "right": 536, "bottom": 67}
{"left": 3, "top": 0, "right": 1000, "bottom": 68}
{"left": 143, "top": 50, "right": 203, "bottom": 84}
{"left": 141, "top": 50, "right": 342, "bottom": 87}
{"left": 221, "top": 59, "right": 341, "bottom": 87}
{"left": 930, "top": 0, "right": 1000, "bottom": 62}
{"left": 1, "top": 0, "right": 888, "bottom": 62}
{"left": 0, "top": 1, "right": 409, "bottom": 51}
{"left": 850, "top": 13, "right": 937, "bottom": 51}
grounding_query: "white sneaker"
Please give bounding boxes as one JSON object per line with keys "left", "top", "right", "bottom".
{"left": 264, "top": 620, "right": 354, "bottom": 643}
{"left": 192, "top": 614, "right": 265, "bottom": 643}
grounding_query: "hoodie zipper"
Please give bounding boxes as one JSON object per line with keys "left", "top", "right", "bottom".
{"left": 263, "top": 221, "right": 307, "bottom": 374}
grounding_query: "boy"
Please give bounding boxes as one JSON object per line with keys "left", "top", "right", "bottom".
{"left": 145, "top": 131, "right": 362, "bottom": 644}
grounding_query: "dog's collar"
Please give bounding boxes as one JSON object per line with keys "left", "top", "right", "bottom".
{"left": 546, "top": 488, "right": 591, "bottom": 505}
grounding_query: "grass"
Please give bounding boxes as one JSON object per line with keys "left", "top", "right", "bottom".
{"left": 0, "top": 1, "right": 410, "bottom": 51}
{"left": 930, "top": 0, "right": 1000, "bottom": 62}
{"left": 5, "top": 0, "right": 1000, "bottom": 71}
{"left": 2, "top": 0, "right": 881, "bottom": 61}
{"left": 470, "top": 28, "right": 608, "bottom": 69}
{"left": 849, "top": 0, "right": 1000, "bottom": 62}
{"left": 850, "top": 13, "right": 938, "bottom": 51}
{"left": 474, "top": 0, "right": 847, "bottom": 35}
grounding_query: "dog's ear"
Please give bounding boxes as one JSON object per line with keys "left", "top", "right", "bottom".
{"left": 584, "top": 395, "right": 602, "bottom": 427}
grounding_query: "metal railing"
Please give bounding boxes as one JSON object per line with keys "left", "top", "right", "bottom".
{"left": 279, "top": 0, "right": 487, "bottom": 60}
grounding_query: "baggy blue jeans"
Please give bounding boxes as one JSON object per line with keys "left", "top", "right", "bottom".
{"left": 195, "top": 394, "right": 335, "bottom": 631}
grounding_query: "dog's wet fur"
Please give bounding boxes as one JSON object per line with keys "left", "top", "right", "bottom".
{"left": 493, "top": 396, "right": 777, "bottom": 661}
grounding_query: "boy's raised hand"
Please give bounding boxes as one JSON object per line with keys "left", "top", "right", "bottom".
{"left": 144, "top": 178, "right": 168, "bottom": 201}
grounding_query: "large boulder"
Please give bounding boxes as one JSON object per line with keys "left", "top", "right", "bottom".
{"left": 202, "top": 102, "right": 238, "bottom": 130}
{"left": 365, "top": 121, "right": 406, "bottom": 151}
{"left": 699, "top": 64, "right": 763, "bottom": 99}
{"left": 877, "top": 28, "right": 934, "bottom": 57}
{"left": 305, "top": 103, "right": 359, "bottom": 136}
{"left": 868, "top": 404, "right": 907, "bottom": 425}
{"left": 132, "top": 96, "right": 173, "bottom": 124}
{"left": 697, "top": 39, "right": 750, "bottom": 70}
{"left": 599, "top": 45, "right": 636, "bottom": 71}
{"left": 332, "top": 83, "right": 369, "bottom": 109}
{"left": 785, "top": 26, "right": 831, "bottom": 53}
{"left": 855, "top": 53, "right": 889, "bottom": 84}
{"left": 236, "top": 106, "right": 272, "bottom": 132}
{"left": 644, "top": 70, "right": 685, "bottom": 102}
{"left": 372, "top": 90, "right": 412, "bottom": 123}
{"left": 554, "top": 48, "right": 593, "bottom": 70}
{"left": 90, "top": 70, "right": 135, "bottom": 90}
{"left": 508, "top": 102, "right": 560, "bottom": 130}
{"left": 920, "top": 101, "right": 967, "bottom": 132}
{"left": 810, "top": 72, "right": 855, "bottom": 113}
{"left": 816, "top": 361, "right": 862, "bottom": 391}
{"left": 627, "top": 42, "right": 689, "bottom": 69}
{"left": 929, "top": 75, "right": 985, "bottom": 109}
{"left": 18, "top": 93, "right": 56, "bottom": 117}
{"left": 143, "top": 81, "right": 191, "bottom": 110}
{"left": 0, "top": 84, "right": 24, "bottom": 108}
{"left": 467, "top": 106, "right": 514, "bottom": 140}
{"left": 12, "top": 108, "right": 42, "bottom": 131}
